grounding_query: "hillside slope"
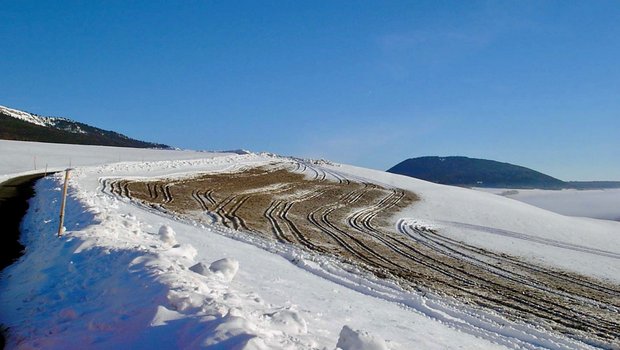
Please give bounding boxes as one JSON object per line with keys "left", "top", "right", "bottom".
{"left": 0, "top": 105, "right": 169, "bottom": 149}
{"left": 387, "top": 156, "right": 566, "bottom": 189}
{"left": 1, "top": 145, "right": 619, "bottom": 349}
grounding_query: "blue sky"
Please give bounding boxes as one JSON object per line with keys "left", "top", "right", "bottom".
{"left": 1, "top": 1, "right": 619, "bottom": 180}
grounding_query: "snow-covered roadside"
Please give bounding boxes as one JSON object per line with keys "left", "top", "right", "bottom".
{"left": 0, "top": 139, "right": 221, "bottom": 183}
{"left": 1, "top": 174, "right": 301, "bottom": 349}
{"left": 476, "top": 187, "right": 620, "bottom": 222}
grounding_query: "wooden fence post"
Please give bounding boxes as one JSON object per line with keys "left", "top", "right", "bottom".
{"left": 57, "top": 169, "right": 72, "bottom": 237}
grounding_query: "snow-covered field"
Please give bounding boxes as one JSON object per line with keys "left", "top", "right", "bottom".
{"left": 477, "top": 187, "right": 620, "bottom": 221}
{"left": 1, "top": 140, "right": 619, "bottom": 349}
{"left": 0, "top": 139, "right": 220, "bottom": 183}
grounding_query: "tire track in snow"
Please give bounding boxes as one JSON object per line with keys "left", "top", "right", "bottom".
{"left": 396, "top": 221, "right": 620, "bottom": 341}
{"left": 409, "top": 226, "right": 620, "bottom": 299}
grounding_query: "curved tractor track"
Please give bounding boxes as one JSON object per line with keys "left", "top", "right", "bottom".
{"left": 104, "top": 162, "right": 620, "bottom": 347}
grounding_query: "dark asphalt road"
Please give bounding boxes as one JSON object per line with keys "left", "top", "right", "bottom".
{"left": 0, "top": 173, "right": 47, "bottom": 349}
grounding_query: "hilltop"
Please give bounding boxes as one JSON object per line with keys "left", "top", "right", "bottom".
{"left": 387, "top": 156, "right": 566, "bottom": 189}
{"left": 0, "top": 105, "right": 169, "bottom": 149}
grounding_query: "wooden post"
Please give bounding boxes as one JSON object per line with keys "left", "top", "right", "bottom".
{"left": 57, "top": 169, "right": 72, "bottom": 237}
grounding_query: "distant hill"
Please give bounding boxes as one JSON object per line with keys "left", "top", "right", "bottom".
{"left": 388, "top": 156, "right": 569, "bottom": 189}
{"left": 0, "top": 105, "right": 170, "bottom": 149}
{"left": 387, "top": 156, "right": 620, "bottom": 189}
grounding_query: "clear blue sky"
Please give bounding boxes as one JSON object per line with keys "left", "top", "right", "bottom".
{"left": 1, "top": 1, "right": 619, "bottom": 180}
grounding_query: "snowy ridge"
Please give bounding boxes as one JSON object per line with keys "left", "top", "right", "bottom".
{"left": 0, "top": 105, "right": 56, "bottom": 127}
{"left": 0, "top": 107, "right": 170, "bottom": 148}
{"left": 0, "top": 104, "right": 88, "bottom": 134}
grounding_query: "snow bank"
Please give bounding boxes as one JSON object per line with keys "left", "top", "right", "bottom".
{"left": 0, "top": 175, "right": 315, "bottom": 349}
{"left": 0, "top": 139, "right": 226, "bottom": 182}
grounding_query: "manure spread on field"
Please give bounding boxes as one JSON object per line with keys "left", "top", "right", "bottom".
{"left": 105, "top": 162, "right": 620, "bottom": 346}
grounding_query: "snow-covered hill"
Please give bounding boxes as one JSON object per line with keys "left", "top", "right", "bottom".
{"left": 0, "top": 105, "right": 60, "bottom": 127}
{"left": 0, "top": 105, "right": 169, "bottom": 148}
{"left": 0, "top": 139, "right": 209, "bottom": 184}
{"left": 1, "top": 141, "right": 618, "bottom": 349}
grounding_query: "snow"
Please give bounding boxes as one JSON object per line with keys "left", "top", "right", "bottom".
{"left": 336, "top": 326, "right": 388, "bottom": 350}
{"left": 2, "top": 171, "right": 503, "bottom": 349}
{"left": 158, "top": 224, "right": 178, "bottom": 246}
{"left": 208, "top": 258, "right": 240, "bottom": 282}
{"left": 477, "top": 187, "right": 620, "bottom": 221}
{"left": 1, "top": 105, "right": 99, "bottom": 135}
{"left": 1, "top": 140, "right": 619, "bottom": 349}
{"left": 0, "top": 139, "right": 223, "bottom": 183}
{"left": 336, "top": 163, "right": 620, "bottom": 284}
{"left": 0, "top": 105, "right": 51, "bottom": 127}
{"left": 189, "top": 262, "right": 209, "bottom": 276}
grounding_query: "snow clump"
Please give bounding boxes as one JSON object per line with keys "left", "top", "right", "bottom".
{"left": 265, "top": 309, "right": 307, "bottom": 335}
{"left": 158, "top": 224, "right": 177, "bottom": 246}
{"left": 189, "top": 262, "right": 209, "bottom": 276}
{"left": 336, "top": 325, "right": 389, "bottom": 350}
{"left": 209, "top": 258, "right": 239, "bottom": 281}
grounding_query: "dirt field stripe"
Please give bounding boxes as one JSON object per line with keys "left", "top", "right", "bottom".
{"left": 212, "top": 195, "right": 236, "bottom": 227}
{"left": 227, "top": 195, "right": 252, "bottom": 231}
{"left": 163, "top": 185, "right": 173, "bottom": 204}
{"left": 307, "top": 201, "right": 397, "bottom": 269}
{"left": 265, "top": 200, "right": 293, "bottom": 243}
{"left": 146, "top": 183, "right": 154, "bottom": 199}
{"left": 279, "top": 202, "right": 322, "bottom": 251}
{"left": 122, "top": 181, "right": 130, "bottom": 198}
{"left": 191, "top": 190, "right": 208, "bottom": 211}
{"left": 204, "top": 189, "right": 217, "bottom": 206}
